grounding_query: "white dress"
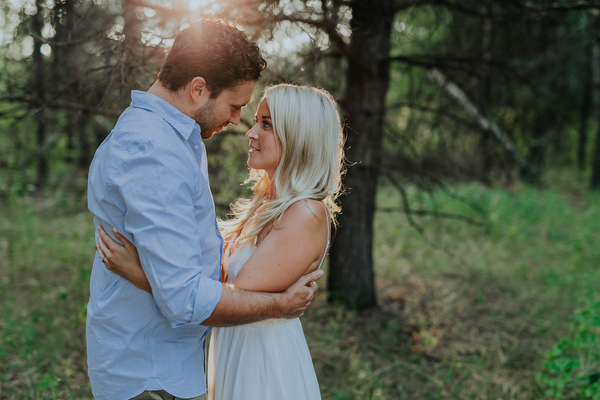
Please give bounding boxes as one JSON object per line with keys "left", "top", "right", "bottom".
{"left": 207, "top": 215, "right": 329, "bottom": 400}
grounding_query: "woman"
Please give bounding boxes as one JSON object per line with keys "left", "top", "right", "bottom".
{"left": 97, "top": 84, "right": 345, "bottom": 399}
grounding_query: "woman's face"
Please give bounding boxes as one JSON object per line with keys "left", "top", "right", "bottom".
{"left": 246, "top": 98, "right": 281, "bottom": 178}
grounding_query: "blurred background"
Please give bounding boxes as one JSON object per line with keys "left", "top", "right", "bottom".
{"left": 1, "top": 0, "right": 600, "bottom": 398}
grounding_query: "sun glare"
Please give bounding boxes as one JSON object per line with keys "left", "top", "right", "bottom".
{"left": 187, "top": 0, "right": 220, "bottom": 12}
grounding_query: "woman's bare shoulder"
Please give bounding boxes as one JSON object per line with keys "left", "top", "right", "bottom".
{"left": 278, "top": 199, "right": 328, "bottom": 229}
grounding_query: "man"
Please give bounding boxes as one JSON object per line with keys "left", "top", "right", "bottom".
{"left": 87, "top": 19, "right": 323, "bottom": 400}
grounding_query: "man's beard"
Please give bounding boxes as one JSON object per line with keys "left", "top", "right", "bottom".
{"left": 194, "top": 99, "right": 222, "bottom": 140}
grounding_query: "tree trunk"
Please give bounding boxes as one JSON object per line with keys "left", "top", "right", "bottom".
{"left": 479, "top": 1, "right": 493, "bottom": 184}
{"left": 77, "top": 115, "right": 92, "bottom": 169}
{"left": 578, "top": 41, "right": 593, "bottom": 171}
{"left": 592, "top": 126, "right": 600, "bottom": 189}
{"left": 33, "top": 0, "right": 48, "bottom": 188}
{"left": 123, "top": 0, "right": 142, "bottom": 93}
{"left": 328, "top": 0, "right": 395, "bottom": 309}
{"left": 52, "top": 0, "right": 75, "bottom": 164}
{"left": 591, "top": 16, "right": 600, "bottom": 190}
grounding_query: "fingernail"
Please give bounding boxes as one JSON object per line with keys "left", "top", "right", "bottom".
{"left": 112, "top": 227, "right": 117, "bottom": 234}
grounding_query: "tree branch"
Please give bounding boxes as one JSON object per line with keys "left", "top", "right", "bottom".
{"left": 244, "top": 12, "right": 350, "bottom": 57}
{"left": 428, "top": 68, "right": 533, "bottom": 177}
{"left": 124, "top": 0, "right": 191, "bottom": 18}
{"left": 392, "top": 0, "right": 485, "bottom": 16}
{"left": 0, "top": 97, "right": 122, "bottom": 117}
{"left": 387, "top": 101, "right": 482, "bottom": 132}
{"left": 515, "top": 0, "right": 600, "bottom": 12}
{"left": 378, "top": 206, "right": 487, "bottom": 227}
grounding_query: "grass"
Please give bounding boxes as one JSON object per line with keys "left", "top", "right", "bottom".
{"left": 1, "top": 170, "right": 600, "bottom": 399}
{"left": 0, "top": 196, "right": 93, "bottom": 399}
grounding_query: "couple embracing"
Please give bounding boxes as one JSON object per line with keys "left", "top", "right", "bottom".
{"left": 87, "top": 18, "right": 345, "bottom": 400}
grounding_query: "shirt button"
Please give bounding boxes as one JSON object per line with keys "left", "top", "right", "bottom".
{"left": 194, "top": 145, "right": 199, "bottom": 149}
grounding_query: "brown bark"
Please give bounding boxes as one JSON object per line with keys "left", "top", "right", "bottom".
{"left": 590, "top": 15, "right": 600, "bottom": 190}
{"left": 123, "top": 0, "right": 142, "bottom": 92}
{"left": 33, "top": 0, "right": 48, "bottom": 188}
{"left": 479, "top": 1, "right": 493, "bottom": 183}
{"left": 327, "top": 0, "right": 396, "bottom": 309}
{"left": 579, "top": 41, "right": 593, "bottom": 171}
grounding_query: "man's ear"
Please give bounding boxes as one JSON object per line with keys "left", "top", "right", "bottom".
{"left": 189, "top": 77, "right": 211, "bottom": 105}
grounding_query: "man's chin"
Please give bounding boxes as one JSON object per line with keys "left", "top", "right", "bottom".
{"left": 201, "top": 131, "right": 215, "bottom": 140}
{"left": 201, "top": 126, "right": 226, "bottom": 140}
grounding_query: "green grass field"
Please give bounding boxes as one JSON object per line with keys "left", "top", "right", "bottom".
{"left": 1, "top": 171, "right": 599, "bottom": 399}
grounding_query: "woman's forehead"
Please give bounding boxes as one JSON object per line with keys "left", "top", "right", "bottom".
{"left": 255, "top": 98, "right": 271, "bottom": 117}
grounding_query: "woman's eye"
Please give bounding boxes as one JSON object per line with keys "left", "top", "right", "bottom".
{"left": 262, "top": 122, "right": 271, "bottom": 128}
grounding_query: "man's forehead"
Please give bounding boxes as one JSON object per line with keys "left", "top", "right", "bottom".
{"left": 223, "top": 81, "right": 256, "bottom": 105}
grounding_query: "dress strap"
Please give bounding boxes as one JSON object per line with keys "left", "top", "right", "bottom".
{"left": 317, "top": 202, "right": 331, "bottom": 270}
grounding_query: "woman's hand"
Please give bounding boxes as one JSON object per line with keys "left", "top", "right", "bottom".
{"left": 97, "top": 226, "right": 152, "bottom": 294}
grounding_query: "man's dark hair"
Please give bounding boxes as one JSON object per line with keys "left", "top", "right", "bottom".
{"left": 158, "top": 19, "right": 266, "bottom": 98}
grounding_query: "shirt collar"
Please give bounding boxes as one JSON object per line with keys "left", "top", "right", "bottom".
{"left": 130, "top": 90, "right": 201, "bottom": 140}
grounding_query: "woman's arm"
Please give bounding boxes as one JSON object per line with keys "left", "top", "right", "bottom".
{"left": 96, "top": 226, "right": 152, "bottom": 293}
{"left": 95, "top": 201, "right": 329, "bottom": 326}
{"left": 231, "top": 200, "right": 329, "bottom": 293}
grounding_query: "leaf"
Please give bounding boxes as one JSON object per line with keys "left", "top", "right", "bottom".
{"left": 589, "top": 372, "right": 600, "bottom": 385}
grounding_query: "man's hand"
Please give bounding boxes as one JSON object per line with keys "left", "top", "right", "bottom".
{"left": 203, "top": 269, "right": 325, "bottom": 327}
{"left": 280, "top": 269, "right": 325, "bottom": 319}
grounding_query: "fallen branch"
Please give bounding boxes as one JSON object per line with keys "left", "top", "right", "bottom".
{"left": 429, "top": 68, "right": 532, "bottom": 177}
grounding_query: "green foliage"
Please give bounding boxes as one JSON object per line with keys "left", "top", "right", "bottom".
{"left": 0, "top": 197, "right": 94, "bottom": 399}
{"left": 539, "top": 297, "right": 600, "bottom": 399}
{"left": 367, "top": 170, "right": 600, "bottom": 399}
{"left": 2, "top": 173, "right": 600, "bottom": 399}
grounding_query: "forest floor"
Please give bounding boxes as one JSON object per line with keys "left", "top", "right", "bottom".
{"left": 1, "top": 170, "right": 599, "bottom": 399}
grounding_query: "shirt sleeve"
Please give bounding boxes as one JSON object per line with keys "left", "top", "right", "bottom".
{"left": 112, "top": 138, "right": 223, "bottom": 327}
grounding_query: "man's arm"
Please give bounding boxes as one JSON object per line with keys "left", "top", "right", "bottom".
{"left": 97, "top": 225, "right": 324, "bottom": 326}
{"left": 202, "top": 269, "right": 324, "bottom": 327}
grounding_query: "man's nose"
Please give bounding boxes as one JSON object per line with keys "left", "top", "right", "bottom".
{"left": 229, "top": 109, "right": 241, "bottom": 125}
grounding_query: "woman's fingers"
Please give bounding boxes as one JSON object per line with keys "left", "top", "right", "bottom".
{"left": 97, "top": 225, "right": 123, "bottom": 269}
{"left": 97, "top": 226, "right": 111, "bottom": 251}
{"left": 112, "top": 228, "right": 133, "bottom": 250}
{"left": 97, "top": 240, "right": 108, "bottom": 259}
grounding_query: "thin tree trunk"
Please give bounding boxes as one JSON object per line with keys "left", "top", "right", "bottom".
{"left": 77, "top": 115, "right": 92, "bottom": 169}
{"left": 328, "top": 0, "right": 395, "bottom": 309}
{"left": 591, "top": 129, "right": 600, "bottom": 190}
{"left": 590, "top": 16, "right": 600, "bottom": 190}
{"left": 33, "top": 0, "right": 48, "bottom": 188}
{"left": 579, "top": 41, "right": 593, "bottom": 171}
{"left": 479, "top": 1, "right": 493, "bottom": 184}
{"left": 52, "top": 0, "right": 75, "bottom": 164}
{"left": 123, "top": 0, "right": 142, "bottom": 93}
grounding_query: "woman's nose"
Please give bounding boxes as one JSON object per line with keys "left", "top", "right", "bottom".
{"left": 246, "top": 126, "right": 258, "bottom": 139}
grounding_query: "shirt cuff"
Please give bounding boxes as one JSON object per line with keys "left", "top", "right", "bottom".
{"left": 171, "top": 275, "right": 223, "bottom": 328}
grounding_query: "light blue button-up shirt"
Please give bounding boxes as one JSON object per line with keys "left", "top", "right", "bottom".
{"left": 86, "top": 90, "right": 224, "bottom": 400}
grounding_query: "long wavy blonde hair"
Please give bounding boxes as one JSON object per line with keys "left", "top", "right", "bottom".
{"left": 220, "top": 84, "right": 345, "bottom": 248}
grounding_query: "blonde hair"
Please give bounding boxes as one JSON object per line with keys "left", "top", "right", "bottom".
{"left": 220, "top": 84, "right": 345, "bottom": 248}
